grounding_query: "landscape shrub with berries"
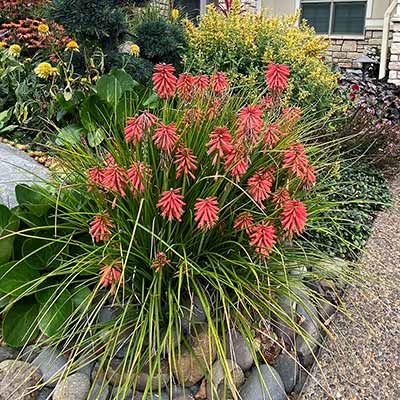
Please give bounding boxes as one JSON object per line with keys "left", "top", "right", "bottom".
{"left": 0, "top": 61, "right": 347, "bottom": 398}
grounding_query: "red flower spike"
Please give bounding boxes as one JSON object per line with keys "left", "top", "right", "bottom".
{"left": 157, "top": 188, "right": 186, "bottom": 221}
{"left": 301, "top": 165, "right": 316, "bottom": 188}
{"left": 261, "top": 96, "right": 274, "bottom": 110}
{"left": 99, "top": 264, "right": 121, "bottom": 289}
{"left": 124, "top": 117, "right": 144, "bottom": 144}
{"left": 210, "top": 71, "right": 229, "bottom": 94}
{"left": 193, "top": 74, "right": 209, "bottom": 94}
{"left": 237, "top": 104, "right": 264, "bottom": 144}
{"left": 272, "top": 188, "right": 291, "bottom": 209}
{"left": 281, "top": 107, "right": 302, "bottom": 125}
{"left": 102, "top": 157, "right": 128, "bottom": 197}
{"left": 247, "top": 168, "right": 274, "bottom": 205}
{"left": 283, "top": 143, "right": 309, "bottom": 178}
{"left": 249, "top": 222, "right": 277, "bottom": 257}
{"left": 153, "top": 122, "right": 179, "bottom": 153}
{"left": 152, "top": 63, "right": 177, "bottom": 99}
{"left": 262, "top": 123, "right": 282, "bottom": 149}
{"left": 265, "top": 63, "right": 290, "bottom": 92}
{"left": 89, "top": 214, "right": 114, "bottom": 242}
{"left": 136, "top": 111, "right": 158, "bottom": 130}
{"left": 207, "top": 126, "right": 234, "bottom": 165}
{"left": 87, "top": 166, "right": 104, "bottom": 191}
{"left": 184, "top": 108, "right": 204, "bottom": 126}
{"left": 177, "top": 72, "right": 194, "bottom": 101}
{"left": 281, "top": 199, "right": 307, "bottom": 239}
{"left": 128, "top": 161, "right": 151, "bottom": 194}
{"left": 233, "top": 212, "right": 254, "bottom": 234}
{"left": 207, "top": 98, "right": 222, "bottom": 120}
{"left": 224, "top": 147, "right": 249, "bottom": 181}
{"left": 194, "top": 197, "right": 219, "bottom": 230}
{"left": 175, "top": 145, "right": 198, "bottom": 179}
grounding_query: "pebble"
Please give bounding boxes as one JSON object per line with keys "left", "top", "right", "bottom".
{"left": 37, "top": 387, "right": 53, "bottom": 400}
{"left": 239, "top": 364, "right": 286, "bottom": 400}
{"left": 0, "top": 360, "right": 42, "bottom": 400}
{"left": 53, "top": 372, "right": 90, "bottom": 400}
{"left": 32, "top": 347, "right": 68, "bottom": 387}
{"left": 88, "top": 381, "right": 110, "bottom": 400}
{"left": 181, "top": 295, "right": 207, "bottom": 333}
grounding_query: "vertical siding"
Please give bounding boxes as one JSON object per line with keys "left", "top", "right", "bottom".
{"left": 371, "top": 0, "right": 390, "bottom": 20}
{"left": 261, "top": 0, "right": 296, "bottom": 15}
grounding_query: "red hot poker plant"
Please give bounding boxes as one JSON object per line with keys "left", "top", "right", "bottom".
{"left": 81, "top": 61, "right": 318, "bottom": 292}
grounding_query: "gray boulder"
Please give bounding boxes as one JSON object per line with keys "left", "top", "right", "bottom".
{"left": 0, "top": 346, "right": 17, "bottom": 362}
{"left": 273, "top": 352, "right": 298, "bottom": 393}
{"left": 53, "top": 373, "right": 90, "bottom": 400}
{"left": 239, "top": 364, "right": 286, "bottom": 400}
{"left": 226, "top": 330, "right": 254, "bottom": 371}
{"left": 32, "top": 347, "right": 68, "bottom": 387}
{"left": 0, "top": 359, "right": 42, "bottom": 400}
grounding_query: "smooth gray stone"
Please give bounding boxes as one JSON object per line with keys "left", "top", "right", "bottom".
{"left": 239, "top": 364, "right": 286, "bottom": 400}
{"left": 37, "top": 387, "right": 53, "bottom": 400}
{"left": 53, "top": 373, "right": 90, "bottom": 400}
{"left": 181, "top": 295, "right": 207, "bottom": 333}
{"left": 88, "top": 381, "right": 110, "bottom": 400}
{"left": 20, "top": 344, "right": 42, "bottom": 362}
{"left": 0, "top": 143, "right": 48, "bottom": 208}
{"left": 0, "top": 346, "right": 18, "bottom": 362}
{"left": 226, "top": 330, "right": 254, "bottom": 371}
{"left": 273, "top": 352, "right": 298, "bottom": 393}
{"left": 32, "top": 347, "right": 68, "bottom": 388}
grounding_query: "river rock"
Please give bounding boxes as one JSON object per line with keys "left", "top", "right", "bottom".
{"left": 273, "top": 293, "right": 297, "bottom": 348}
{"left": 53, "top": 373, "right": 90, "bottom": 400}
{"left": 0, "top": 346, "right": 17, "bottom": 362}
{"left": 0, "top": 360, "right": 42, "bottom": 400}
{"left": 174, "top": 326, "right": 216, "bottom": 386}
{"left": 107, "top": 358, "right": 169, "bottom": 390}
{"left": 20, "top": 344, "right": 42, "bottom": 362}
{"left": 88, "top": 381, "right": 110, "bottom": 400}
{"left": 239, "top": 364, "right": 286, "bottom": 400}
{"left": 37, "top": 387, "right": 53, "bottom": 400}
{"left": 226, "top": 330, "right": 254, "bottom": 371}
{"left": 32, "top": 347, "right": 68, "bottom": 387}
{"left": 273, "top": 352, "right": 298, "bottom": 393}
{"left": 207, "top": 359, "right": 244, "bottom": 399}
{"left": 295, "top": 296, "right": 321, "bottom": 367}
{"left": 181, "top": 295, "right": 207, "bottom": 333}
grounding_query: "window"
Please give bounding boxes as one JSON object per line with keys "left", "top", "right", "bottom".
{"left": 301, "top": 1, "right": 367, "bottom": 36}
{"left": 173, "top": 0, "right": 214, "bottom": 19}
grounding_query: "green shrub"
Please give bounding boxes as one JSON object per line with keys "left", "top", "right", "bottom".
{"left": 183, "top": 2, "right": 341, "bottom": 116}
{"left": 48, "top": 0, "right": 127, "bottom": 51}
{"left": 306, "top": 161, "right": 392, "bottom": 260}
{"left": 135, "top": 17, "right": 187, "bottom": 68}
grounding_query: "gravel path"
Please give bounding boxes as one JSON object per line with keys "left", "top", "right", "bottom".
{"left": 301, "top": 176, "right": 400, "bottom": 399}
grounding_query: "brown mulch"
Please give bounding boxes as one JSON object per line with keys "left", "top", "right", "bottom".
{"left": 300, "top": 176, "right": 400, "bottom": 399}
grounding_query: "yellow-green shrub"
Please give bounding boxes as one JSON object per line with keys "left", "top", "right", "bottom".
{"left": 183, "top": 2, "right": 340, "bottom": 115}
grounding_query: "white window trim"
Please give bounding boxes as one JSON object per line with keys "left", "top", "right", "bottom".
{"left": 299, "top": 0, "right": 371, "bottom": 37}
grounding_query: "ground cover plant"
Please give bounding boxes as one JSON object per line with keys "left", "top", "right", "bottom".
{"left": 0, "top": 62, "right": 352, "bottom": 399}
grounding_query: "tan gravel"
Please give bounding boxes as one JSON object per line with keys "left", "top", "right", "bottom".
{"left": 301, "top": 176, "right": 400, "bottom": 400}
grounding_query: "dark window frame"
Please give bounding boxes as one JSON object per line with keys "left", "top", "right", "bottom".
{"left": 300, "top": 0, "right": 367, "bottom": 36}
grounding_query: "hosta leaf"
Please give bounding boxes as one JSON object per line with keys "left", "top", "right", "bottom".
{"left": 2, "top": 298, "right": 40, "bottom": 347}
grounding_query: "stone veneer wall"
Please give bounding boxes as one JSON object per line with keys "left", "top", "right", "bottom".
{"left": 388, "top": 17, "right": 400, "bottom": 85}
{"left": 325, "top": 30, "right": 388, "bottom": 69}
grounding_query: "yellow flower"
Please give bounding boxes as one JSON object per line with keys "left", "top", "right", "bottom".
{"left": 0, "top": 41, "right": 6, "bottom": 48}
{"left": 171, "top": 8, "right": 179, "bottom": 20}
{"left": 130, "top": 43, "right": 140, "bottom": 57}
{"left": 8, "top": 44, "right": 21, "bottom": 57}
{"left": 38, "top": 23, "right": 49, "bottom": 34}
{"left": 66, "top": 40, "right": 79, "bottom": 51}
{"left": 34, "top": 62, "right": 58, "bottom": 79}
{"left": 25, "top": 57, "right": 32, "bottom": 63}
{"left": 80, "top": 77, "right": 88, "bottom": 83}
{"left": 67, "top": 76, "right": 74, "bottom": 82}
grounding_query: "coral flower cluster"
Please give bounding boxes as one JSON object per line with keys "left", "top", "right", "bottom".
{"left": 87, "top": 62, "right": 316, "bottom": 287}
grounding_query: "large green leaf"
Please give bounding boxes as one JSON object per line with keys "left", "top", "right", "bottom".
{"left": 56, "top": 124, "right": 83, "bottom": 146}
{"left": 15, "top": 184, "right": 51, "bottom": 217}
{"left": 2, "top": 298, "right": 40, "bottom": 347}
{"left": 22, "top": 238, "right": 62, "bottom": 270}
{"left": 79, "top": 95, "right": 110, "bottom": 132}
{"left": 38, "top": 288, "right": 74, "bottom": 337}
{"left": 71, "top": 286, "right": 92, "bottom": 310}
{"left": 0, "top": 206, "right": 18, "bottom": 263}
{"left": 0, "top": 260, "right": 40, "bottom": 296}
{"left": 87, "top": 128, "right": 105, "bottom": 147}
{"left": 96, "top": 75, "right": 123, "bottom": 105}
{"left": 110, "top": 69, "right": 137, "bottom": 93}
